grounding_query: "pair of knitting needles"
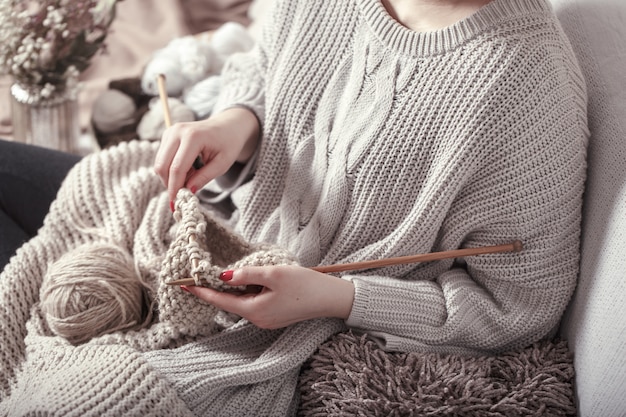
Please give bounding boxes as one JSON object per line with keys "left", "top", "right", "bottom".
{"left": 156, "top": 74, "right": 524, "bottom": 287}
{"left": 166, "top": 241, "right": 523, "bottom": 286}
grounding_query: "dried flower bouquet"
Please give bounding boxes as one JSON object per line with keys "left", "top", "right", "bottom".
{"left": 0, "top": 0, "right": 120, "bottom": 103}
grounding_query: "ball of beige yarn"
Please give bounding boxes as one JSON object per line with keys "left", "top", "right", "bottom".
{"left": 91, "top": 89, "right": 137, "bottom": 134}
{"left": 40, "top": 242, "right": 151, "bottom": 345}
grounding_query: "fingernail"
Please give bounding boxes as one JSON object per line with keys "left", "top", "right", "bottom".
{"left": 219, "top": 270, "right": 233, "bottom": 281}
{"left": 180, "top": 285, "right": 190, "bottom": 293}
{"left": 190, "top": 185, "right": 197, "bottom": 194}
{"left": 170, "top": 200, "right": 175, "bottom": 213}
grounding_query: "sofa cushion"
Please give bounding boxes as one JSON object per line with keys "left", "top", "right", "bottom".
{"left": 552, "top": 0, "right": 626, "bottom": 416}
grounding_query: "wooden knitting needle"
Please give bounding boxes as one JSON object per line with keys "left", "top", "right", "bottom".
{"left": 158, "top": 74, "right": 203, "bottom": 283}
{"left": 156, "top": 74, "right": 203, "bottom": 169}
{"left": 156, "top": 74, "right": 172, "bottom": 127}
{"left": 165, "top": 240, "right": 523, "bottom": 286}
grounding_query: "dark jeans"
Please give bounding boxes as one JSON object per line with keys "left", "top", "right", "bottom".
{"left": 0, "top": 140, "right": 81, "bottom": 271}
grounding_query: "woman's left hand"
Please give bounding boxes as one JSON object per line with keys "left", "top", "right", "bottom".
{"left": 182, "top": 265, "right": 355, "bottom": 329}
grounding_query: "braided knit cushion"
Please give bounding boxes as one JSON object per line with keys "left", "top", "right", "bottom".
{"left": 0, "top": 141, "right": 301, "bottom": 415}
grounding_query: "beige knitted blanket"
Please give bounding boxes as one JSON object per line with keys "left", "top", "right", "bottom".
{"left": 0, "top": 140, "right": 333, "bottom": 416}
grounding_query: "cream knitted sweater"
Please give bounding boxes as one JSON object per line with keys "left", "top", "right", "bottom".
{"left": 201, "top": 0, "right": 588, "bottom": 353}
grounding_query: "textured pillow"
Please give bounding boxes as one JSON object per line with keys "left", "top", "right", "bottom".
{"left": 299, "top": 332, "right": 575, "bottom": 417}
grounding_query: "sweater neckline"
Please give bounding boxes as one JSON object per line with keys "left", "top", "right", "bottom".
{"left": 355, "top": 0, "right": 552, "bottom": 57}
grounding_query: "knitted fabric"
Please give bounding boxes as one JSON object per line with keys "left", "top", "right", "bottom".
{"left": 208, "top": 0, "right": 589, "bottom": 355}
{"left": 0, "top": 140, "right": 342, "bottom": 416}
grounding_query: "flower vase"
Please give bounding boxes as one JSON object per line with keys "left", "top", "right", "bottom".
{"left": 10, "top": 82, "right": 80, "bottom": 154}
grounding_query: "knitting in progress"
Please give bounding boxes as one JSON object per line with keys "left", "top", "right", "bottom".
{"left": 36, "top": 184, "right": 291, "bottom": 347}
{"left": 0, "top": 140, "right": 343, "bottom": 416}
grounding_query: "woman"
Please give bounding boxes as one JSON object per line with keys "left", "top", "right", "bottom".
{"left": 1, "top": 0, "right": 587, "bottom": 414}
{"left": 154, "top": 0, "right": 588, "bottom": 348}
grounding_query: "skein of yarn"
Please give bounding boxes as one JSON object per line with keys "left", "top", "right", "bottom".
{"left": 210, "top": 21, "right": 255, "bottom": 58}
{"left": 183, "top": 75, "right": 221, "bottom": 119}
{"left": 91, "top": 89, "right": 137, "bottom": 134}
{"left": 141, "top": 36, "right": 220, "bottom": 97}
{"left": 39, "top": 242, "right": 153, "bottom": 345}
{"left": 137, "top": 97, "right": 196, "bottom": 140}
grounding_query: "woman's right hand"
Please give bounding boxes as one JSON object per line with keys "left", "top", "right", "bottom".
{"left": 153, "top": 107, "right": 260, "bottom": 206}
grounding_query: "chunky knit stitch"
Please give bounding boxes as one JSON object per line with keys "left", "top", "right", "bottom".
{"left": 0, "top": 141, "right": 343, "bottom": 416}
{"left": 207, "top": 0, "right": 589, "bottom": 354}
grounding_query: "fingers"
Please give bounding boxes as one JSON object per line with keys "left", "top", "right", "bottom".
{"left": 155, "top": 124, "right": 200, "bottom": 201}
{"left": 184, "top": 154, "right": 232, "bottom": 196}
{"left": 154, "top": 108, "right": 260, "bottom": 204}
{"left": 184, "top": 285, "right": 258, "bottom": 318}
{"left": 153, "top": 125, "right": 179, "bottom": 189}
{"left": 181, "top": 267, "right": 275, "bottom": 317}
{"left": 167, "top": 133, "right": 206, "bottom": 201}
{"left": 219, "top": 267, "right": 274, "bottom": 287}
{"left": 154, "top": 122, "right": 221, "bottom": 202}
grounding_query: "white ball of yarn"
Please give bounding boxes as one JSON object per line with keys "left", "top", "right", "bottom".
{"left": 39, "top": 242, "right": 151, "bottom": 345}
{"left": 137, "top": 97, "right": 196, "bottom": 141}
{"left": 141, "top": 36, "right": 221, "bottom": 97}
{"left": 210, "top": 22, "right": 255, "bottom": 58}
{"left": 183, "top": 75, "right": 221, "bottom": 119}
{"left": 142, "top": 55, "right": 187, "bottom": 96}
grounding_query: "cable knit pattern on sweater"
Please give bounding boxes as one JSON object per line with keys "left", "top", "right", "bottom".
{"left": 209, "top": 0, "right": 588, "bottom": 354}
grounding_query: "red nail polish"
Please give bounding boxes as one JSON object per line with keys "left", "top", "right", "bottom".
{"left": 180, "top": 285, "right": 190, "bottom": 293}
{"left": 219, "top": 270, "right": 233, "bottom": 281}
{"left": 170, "top": 200, "right": 175, "bottom": 213}
{"left": 190, "top": 185, "right": 197, "bottom": 194}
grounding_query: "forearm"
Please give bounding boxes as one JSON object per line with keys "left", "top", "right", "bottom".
{"left": 322, "top": 275, "right": 355, "bottom": 320}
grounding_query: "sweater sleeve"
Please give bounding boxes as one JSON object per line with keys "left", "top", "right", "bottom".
{"left": 197, "top": 43, "right": 265, "bottom": 203}
{"left": 211, "top": 0, "right": 289, "bottom": 124}
{"left": 344, "top": 41, "right": 589, "bottom": 355}
{"left": 197, "top": 0, "right": 287, "bottom": 203}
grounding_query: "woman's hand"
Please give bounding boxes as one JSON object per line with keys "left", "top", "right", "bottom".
{"left": 154, "top": 107, "right": 260, "bottom": 204}
{"left": 182, "top": 265, "right": 355, "bottom": 329}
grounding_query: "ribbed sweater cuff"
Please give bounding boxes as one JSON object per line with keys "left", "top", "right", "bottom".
{"left": 345, "top": 278, "right": 372, "bottom": 329}
{"left": 345, "top": 279, "right": 410, "bottom": 352}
